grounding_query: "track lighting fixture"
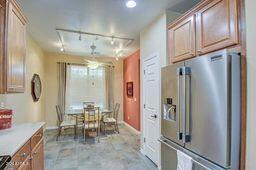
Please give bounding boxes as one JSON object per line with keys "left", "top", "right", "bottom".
{"left": 110, "top": 36, "right": 114, "bottom": 45}
{"left": 79, "top": 33, "right": 81, "bottom": 41}
{"left": 56, "top": 28, "right": 134, "bottom": 55}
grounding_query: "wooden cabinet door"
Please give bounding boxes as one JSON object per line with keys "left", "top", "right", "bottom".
{"left": 0, "top": 0, "right": 5, "bottom": 93}
{"left": 196, "top": 0, "right": 238, "bottom": 55}
{"left": 11, "top": 144, "right": 31, "bottom": 169}
{"left": 31, "top": 141, "right": 44, "bottom": 170}
{"left": 169, "top": 15, "right": 195, "bottom": 63}
{"left": 6, "top": 0, "right": 27, "bottom": 93}
{"left": 18, "top": 156, "right": 31, "bottom": 170}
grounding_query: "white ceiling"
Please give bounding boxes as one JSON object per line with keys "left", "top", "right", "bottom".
{"left": 17, "top": 0, "right": 200, "bottom": 58}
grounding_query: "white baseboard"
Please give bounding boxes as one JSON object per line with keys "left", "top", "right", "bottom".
{"left": 46, "top": 122, "right": 142, "bottom": 134}
{"left": 120, "top": 121, "right": 141, "bottom": 135}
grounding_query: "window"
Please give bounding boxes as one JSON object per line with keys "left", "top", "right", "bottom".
{"left": 65, "top": 65, "right": 106, "bottom": 112}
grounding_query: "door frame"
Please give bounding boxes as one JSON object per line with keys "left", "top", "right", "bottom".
{"left": 140, "top": 53, "right": 161, "bottom": 166}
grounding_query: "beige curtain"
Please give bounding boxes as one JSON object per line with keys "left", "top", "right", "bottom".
{"left": 104, "top": 66, "right": 114, "bottom": 110}
{"left": 57, "top": 62, "right": 67, "bottom": 114}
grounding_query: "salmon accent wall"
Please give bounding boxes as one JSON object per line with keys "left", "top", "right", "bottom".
{"left": 123, "top": 50, "right": 140, "bottom": 131}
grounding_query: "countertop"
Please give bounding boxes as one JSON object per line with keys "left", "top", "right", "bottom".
{"left": 0, "top": 122, "right": 45, "bottom": 156}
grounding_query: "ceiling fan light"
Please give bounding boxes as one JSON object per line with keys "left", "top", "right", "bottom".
{"left": 126, "top": 0, "right": 136, "bottom": 8}
{"left": 60, "top": 47, "right": 64, "bottom": 52}
{"left": 88, "top": 61, "right": 101, "bottom": 69}
{"left": 88, "top": 64, "right": 98, "bottom": 69}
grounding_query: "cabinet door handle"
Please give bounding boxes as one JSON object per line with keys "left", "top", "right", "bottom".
{"left": 20, "top": 152, "right": 27, "bottom": 157}
{"left": 197, "top": 50, "right": 203, "bottom": 54}
{"left": 36, "top": 133, "right": 42, "bottom": 137}
{"left": 189, "top": 52, "right": 194, "bottom": 57}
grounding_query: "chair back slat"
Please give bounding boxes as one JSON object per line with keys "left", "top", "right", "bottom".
{"left": 102, "top": 103, "right": 120, "bottom": 134}
{"left": 56, "top": 105, "right": 63, "bottom": 123}
{"left": 113, "top": 103, "right": 120, "bottom": 121}
{"left": 83, "top": 102, "right": 95, "bottom": 109}
{"left": 84, "top": 107, "right": 100, "bottom": 130}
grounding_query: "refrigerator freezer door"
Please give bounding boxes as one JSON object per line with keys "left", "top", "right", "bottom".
{"left": 184, "top": 50, "right": 234, "bottom": 168}
{"left": 161, "top": 62, "right": 184, "bottom": 146}
{"left": 160, "top": 137, "right": 225, "bottom": 170}
{"left": 161, "top": 139, "right": 177, "bottom": 170}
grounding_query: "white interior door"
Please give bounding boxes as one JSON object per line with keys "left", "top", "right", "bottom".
{"left": 143, "top": 54, "right": 160, "bottom": 165}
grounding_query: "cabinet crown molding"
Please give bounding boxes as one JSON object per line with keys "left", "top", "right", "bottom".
{"left": 8, "top": 0, "right": 27, "bottom": 24}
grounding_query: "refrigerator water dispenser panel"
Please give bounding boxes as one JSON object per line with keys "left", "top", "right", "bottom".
{"left": 163, "top": 98, "right": 176, "bottom": 121}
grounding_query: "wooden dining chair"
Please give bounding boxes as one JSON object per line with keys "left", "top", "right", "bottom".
{"left": 83, "top": 107, "right": 100, "bottom": 142}
{"left": 83, "top": 102, "right": 95, "bottom": 109}
{"left": 56, "top": 105, "right": 76, "bottom": 141}
{"left": 102, "top": 103, "right": 120, "bottom": 134}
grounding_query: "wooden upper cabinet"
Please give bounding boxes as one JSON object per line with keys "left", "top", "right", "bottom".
{"left": 196, "top": 0, "right": 238, "bottom": 55}
{"left": 169, "top": 15, "right": 196, "bottom": 63}
{"left": 6, "top": 0, "right": 27, "bottom": 93}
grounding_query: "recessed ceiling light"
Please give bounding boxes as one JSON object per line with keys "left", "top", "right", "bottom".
{"left": 126, "top": 0, "right": 136, "bottom": 8}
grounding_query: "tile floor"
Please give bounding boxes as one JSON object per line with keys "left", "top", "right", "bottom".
{"left": 44, "top": 124, "right": 157, "bottom": 170}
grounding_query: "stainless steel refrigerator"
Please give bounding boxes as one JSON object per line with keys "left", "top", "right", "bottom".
{"left": 160, "top": 50, "right": 240, "bottom": 170}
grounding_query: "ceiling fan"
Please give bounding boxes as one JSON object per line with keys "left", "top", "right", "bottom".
{"left": 90, "top": 43, "right": 100, "bottom": 56}
{"left": 84, "top": 43, "right": 113, "bottom": 69}
{"left": 84, "top": 59, "right": 113, "bottom": 69}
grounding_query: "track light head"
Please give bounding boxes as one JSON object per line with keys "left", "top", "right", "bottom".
{"left": 110, "top": 36, "right": 115, "bottom": 45}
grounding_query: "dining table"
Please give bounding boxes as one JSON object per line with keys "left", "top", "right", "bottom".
{"left": 65, "top": 106, "right": 113, "bottom": 137}
{"left": 65, "top": 106, "right": 113, "bottom": 117}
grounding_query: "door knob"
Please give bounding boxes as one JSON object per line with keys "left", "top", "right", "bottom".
{"left": 151, "top": 114, "right": 157, "bottom": 118}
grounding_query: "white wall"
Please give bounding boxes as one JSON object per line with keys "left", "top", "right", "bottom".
{"left": 44, "top": 53, "right": 123, "bottom": 127}
{"left": 245, "top": 0, "right": 256, "bottom": 169}
{"left": 140, "top": 13, "right": 167, "bottom": 67}
{"left": 140, "top": 13, "right": 167, "bottom": 166}
{"left": 166, "top": 10, "right": 181, "bottom": 27}
{"left": 0, "top": 34, "right": 45, "bottom": 124}
{"left": 139, "top": 11, "right": 180, "bottom": 166}
{"left": 140, "top": 11, "right": 180, "bottom": 66}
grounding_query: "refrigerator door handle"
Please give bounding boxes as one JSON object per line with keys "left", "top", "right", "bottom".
{"left": 176, "top": 67, "right": 183, "bottom": 140}
{"left": 182, "top": 67, "right": 191, "bottom": 143}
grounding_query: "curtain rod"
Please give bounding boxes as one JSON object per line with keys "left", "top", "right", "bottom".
{"left": 57, "top": 62, "right": 115, "bottom": 68}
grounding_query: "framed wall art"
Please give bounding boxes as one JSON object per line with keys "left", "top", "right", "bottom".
{"left": 126, "top": 82, "right": 133, "bottom": 97}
